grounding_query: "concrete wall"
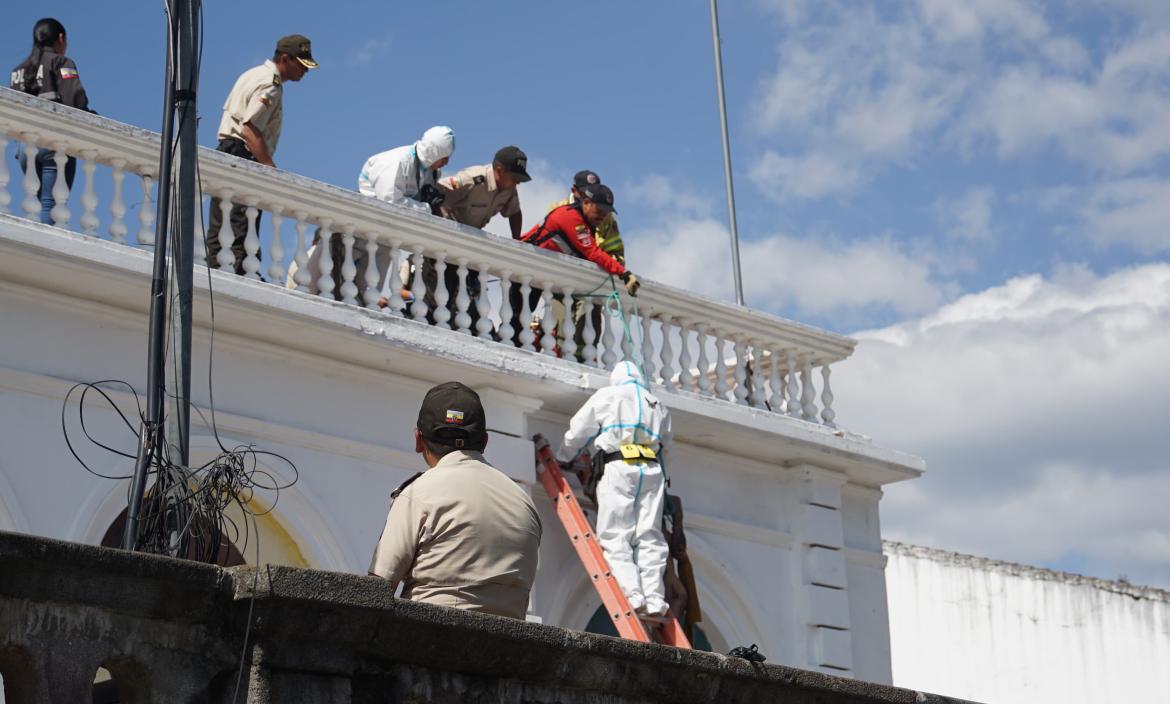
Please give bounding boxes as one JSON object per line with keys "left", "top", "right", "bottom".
{"left": 0, "top": 219, "right": 923, "bottom": 682}
{"left": 0, "top": 530, "right": 977, "bottom": 704}
{"left": 885, "top": 541, "right": 1170, "bottom": 704}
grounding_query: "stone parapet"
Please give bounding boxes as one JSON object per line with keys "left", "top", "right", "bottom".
{"left": 0, "top": 531, "right": 976, "bottom": 703}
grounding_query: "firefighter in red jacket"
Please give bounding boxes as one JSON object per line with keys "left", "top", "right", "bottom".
{"left": 509, "top": 184, "right": 640, "bottom": 347}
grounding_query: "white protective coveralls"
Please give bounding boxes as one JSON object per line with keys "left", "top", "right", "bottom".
{"left": 556, "top": 361, "right": 672, "bottom": 615}
{"left": 288, "top": 126, "right": 456, "bottom": 299}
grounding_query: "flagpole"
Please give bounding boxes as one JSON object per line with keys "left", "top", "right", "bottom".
{"left": 709, "top": 0, "right": 745, "bottom": 307}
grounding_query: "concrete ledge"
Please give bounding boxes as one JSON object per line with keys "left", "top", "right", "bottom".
{"left": 0, "top": 531, "right": 977, "bottom": 703}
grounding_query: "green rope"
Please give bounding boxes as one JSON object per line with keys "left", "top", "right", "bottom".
{"left": 574, "top": 275, "right": 648, "bottom": 382}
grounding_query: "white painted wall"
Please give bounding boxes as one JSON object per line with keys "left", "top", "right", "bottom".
{"left": 886, "top": 541, "right": 1170, "bottom": 703}
{"left": 0, "top": 220, "right": 923, "bottom": 687}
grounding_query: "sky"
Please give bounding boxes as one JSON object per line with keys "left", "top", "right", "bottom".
{"left": 5, "top": 1, "right": 1169, "bottom": 588}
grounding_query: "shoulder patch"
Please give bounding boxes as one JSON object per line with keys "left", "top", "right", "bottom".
{"left": 390, "top": 471, "right": 424, "bottom": 499}
{"left": 473, "top": 175, "right": 486, "bottom": 185}
{"left": 59, "top": 67, "right": 79, "bottom": 80}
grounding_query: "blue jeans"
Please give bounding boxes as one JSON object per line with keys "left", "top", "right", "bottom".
{"left": 14, "top": 145, "right": 77, "bottom": 225}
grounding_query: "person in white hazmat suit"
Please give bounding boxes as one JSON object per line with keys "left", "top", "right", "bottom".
{"left": 556, "top": 361, "right": 672, "bottom": 616}
{"left": 287, "top": 126, "right": 455, "bottom": 303}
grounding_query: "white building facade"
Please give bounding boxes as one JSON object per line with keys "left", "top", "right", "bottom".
{"left": 885, "top": 541, "right": 1170, "bottom": 703}
{"left": 0, "top": 88, "right": 924, "bottom": 684}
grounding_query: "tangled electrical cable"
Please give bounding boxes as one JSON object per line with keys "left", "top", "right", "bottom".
{"left": 62, "top": 380, "right": 299, "bottom": 563}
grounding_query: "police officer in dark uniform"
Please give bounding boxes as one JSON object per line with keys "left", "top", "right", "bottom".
{"left": 10, "top": 17, "right": 92, "bottom": 224}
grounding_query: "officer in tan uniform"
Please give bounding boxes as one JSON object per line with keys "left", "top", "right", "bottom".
{"left": 369, "top": 382, "right": 542, "bottom": 619}
{"left": 206, "top": 35, "right": 317, "bottom": 274}
{"left": 407, "top": 146, "right": 530, "bottom": 326}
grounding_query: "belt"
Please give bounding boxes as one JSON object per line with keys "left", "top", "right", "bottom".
{"left": 601, "top": 451, "right": 659, "bottom": 465}
{"left": 216, "top": 137, "right": 256, "bottom": 161}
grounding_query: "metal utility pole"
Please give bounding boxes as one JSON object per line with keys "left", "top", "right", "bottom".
{"left": 124, "top": 0, "right": 200, "bottom": 551}
{"left": 708, "top": 0, "right": 746, "bottom": 307}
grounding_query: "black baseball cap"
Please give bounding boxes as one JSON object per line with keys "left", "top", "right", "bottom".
{"left": 580, "top": 184, "right": 615, "bottom": 212}
{"left": 573, "top": 170, "right": 601, "bottom": 189}
{"left": 494, "top": 146, "right": 532, "bottom": 183}
{"left": 417, "top": 381, "right": 487, "bottom": 450}
{"left": 276, "top": 34, "right": 318, "bottom": 69}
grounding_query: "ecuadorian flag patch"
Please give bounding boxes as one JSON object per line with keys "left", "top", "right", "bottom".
{"left": 59, "top": 67, "right": 79, "bottom": 80}
{"left": 444, "top": 409, "right": 464, "bottom": 424}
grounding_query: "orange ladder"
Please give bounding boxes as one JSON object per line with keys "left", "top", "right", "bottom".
{"left": 533, "top": 434, "right": 691, "bottom": 649}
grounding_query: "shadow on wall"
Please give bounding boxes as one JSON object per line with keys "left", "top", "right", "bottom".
{"left": 584, "top": 605, "right": 723, "bottom": 653}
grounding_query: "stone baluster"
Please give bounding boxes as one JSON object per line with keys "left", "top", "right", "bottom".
{"left": 769, "top": 348, "right": 784, "bottom": 413}
{"left": 0, "top": 137, "right": 10, "bottom": 213}
{"left": 580, "top": 299, "right": 598, "bottom": 367}
{"left": 137, "top": 174, "right": 154, "bottom": 246}
{"left": 380, "top": 241, "right": 406, "bottom": 314}
{"left": 49, "top": 147, "right": 72, "bottom": 227}
{"left": 409, "top": 250, "right": 428, "bottom": 321}
{"left": 194, "top": 194, "right": 207, "bottom": 261}
{"left": 517, "top": 276, "right": 536, "bottom": 351}
{"left": 677, "top": 321, "right": 693, "bottom": 392}
{"left": 560, "top": 287, "right": 577, "bottom": 361}
{"left": 432, "top": 254, "right": 451, "bottom": 329}
{"left": 658, "top": 316, "right": 676, "bottom": 391}
{"left": 713, "top": 331, "right": 730, "bottom": 400}
{"left": 640, "top": 309, "right": 657, "bottom": 383}
{"left": 78, "top": 151, "right": 99, "bottom": 235}
{"left": 601, "top": 305, "right": 619, "bottom": 369}
{"left": 338, "top": 225, "right": 359, "bottom": 304}
{"left": 474, "top": 262, "right": 493, "bottom": 338}
{"left": 215, "top": 190, "right": 235, "bottom": 271}
{"left": 800, "top": 356, "right": 818, "bottom": 421}
{"left": 315, "top": 220, "right": 335, "bottom": 299}
{"left": 20, "top": 135, "right": 40, "bottom": 219}
{"left": 539, "top": 283, "right": 557, "bottom": 354}
{"left": 241, "top": 198, "right": 262, "bottom": 279}
{"left": 695, "top": 324, "right": 712, "bottom": 396}
{"left": 108, "top": 160, "right": 128, "bottom": 244}
{"left": 363, "top": 236, "right": 384, "bottom": 310}
{"left": 267, "top": 207, "right": 286, "bottom": 284}
{"left": 497, "top": 269, "right": 515, "bottom": 344}
{"left": 786, "top": 349, "right": 801, "bottom": 416}
{"left": 291, "top": 211, "right": 311, "bottom": 292}
{"left": 733, "top": 335, "right": 750, "bottom": 405}
{"left": 453, "top": 259, "right": 472, "bottom": 334}
{"left": 821, "top": 364, "right": 837, "bottom": 427}
{"left": 749, "top": 342, "right": 768, "bottom": 409}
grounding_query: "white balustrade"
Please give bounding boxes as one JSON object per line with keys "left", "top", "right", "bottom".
{"left": 517, "top": 277, "right": 535, "bottom": 352}
{"left": 109, "top": 159, "right": 128, "bottom": 244}
{"left": 79, "top": 150, "right": 99, "bottom": 235}
{"left": 496, "top": 269, "right": 514, "bottom": 344}
{"left": 136, "top": 174, "right": 154, "bottom": 246}
{"left": 194, "top": 194, "right": 207, "bottom": 262}
{"left": 49, "top": 147, "right": 71, "bottom": 227}
{"left": 641, "top": 309, "right": 657, "bottom": 383}
{"left": 338, "top": 226, "right": 359, "bottom": 304}
{"left": 267, "top": 207, "right": 286, "bottom": 284}
{"left": 215, "top": 190, "right": 234, "bottom": 271}
{"left": 362, "top": 236, "right": 383, "bottom": 310}
{"left": 695, "top": 324, "right": 712, "bottom": 396}
{"left": 453, "top": 259, "right": 472, "bottom": 334}
{"left": 474, "top": 263, "right": 493, "bottom": 338}
{"left": 0, "top": 137, "right": 9, "bottom": 214}
{"left": 242, "top": 198, "right": 261, "bottom": 279}
{"left": 0, "top": 88, "right": 858, "bottom": 425}
{"left": 409, "top": 250, "right": 427, "bottom": 322}
{"left": 315, "top": 220, "right": 335, "bottom": 299}
{"left": 539, "top": 283, "right": 556, "bottom": 354}
{"left": 800, "top": 357, "right": 818, "bottom": 422}
{"left": 821, "top": 364, "right": 836, "bottom": 427}
{"left": 21, "top": 135, "right": 39, "bottom": 219}
{"left": 291, "top": 211, "right": 311, "bottom": 292}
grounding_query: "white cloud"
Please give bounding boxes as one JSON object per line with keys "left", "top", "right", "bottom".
{"left": 626, "top": 213, "right": 949, "bottom": 321}
{"left": 749, "top": 152, "right": 863, "bottom": 201}
{"left": 1080, "top": 178, "right": 1170, "bottom": 254}
{"left": 840, "top": 262, "right": 1170, "bottom": 587}
{"left": 932, "top": 187, "right": 995, "bottom": 242}
{"left": 349, "top": 35, "right": 393, "bottom": 67}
